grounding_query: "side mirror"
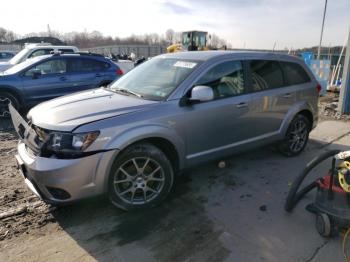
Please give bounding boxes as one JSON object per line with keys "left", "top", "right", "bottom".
{"left": 190, "top": 85, "right": 214, "bottom": 102}
{"left": 31, "top": 69, "right": 41, "bottom": 79}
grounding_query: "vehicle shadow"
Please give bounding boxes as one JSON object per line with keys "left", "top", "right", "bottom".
{"left": 51, "top": 170, "right": 231, "bottom": 262}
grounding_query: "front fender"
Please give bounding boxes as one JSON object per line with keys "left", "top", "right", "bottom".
{"left": 104, "top": 124, "right": 186, "bottom": 168}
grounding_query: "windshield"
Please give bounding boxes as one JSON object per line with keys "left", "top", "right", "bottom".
{"left": 110, "top": 57, "right": 199, "bottom": 100}
{"left": 8, "top": 48, "right": 30, "bottom": 65}
{"left": 3, "top": 56, "right": 44, "bottom": 75}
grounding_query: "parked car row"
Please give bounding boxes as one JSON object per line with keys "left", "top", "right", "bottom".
{"left": 0, "top": 43, "right": 79, "bottom": 72}
{"left": 10, "top": 51, "right": 320, "bottom": 210}
{"left": 0, "top": 44, "right": 128, "bottom": 117}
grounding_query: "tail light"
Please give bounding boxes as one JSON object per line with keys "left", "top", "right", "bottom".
{"left": 116, "top": 69, "right": 123, "bottom": 75}
{"left": 316, "top": 83, "right": 321, "bottom": 93}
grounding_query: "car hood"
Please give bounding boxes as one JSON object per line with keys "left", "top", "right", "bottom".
{"left": 28, "top": 88, "right": 159, "bottom": 131}
{"left": 0, "top": 62, "right": 12, "bottom": 72}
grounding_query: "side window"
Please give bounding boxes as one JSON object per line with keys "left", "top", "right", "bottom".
{"left": 249, "top": 60, "right": 284, "bottom": 91}
{"left": 280, "top": 61, "right": 311, "bottom": 86}
{"left": 28, "top": 49, "right": 54, "bottom": 58}
{"left": 196, "top": 60, "right": 245, "bottom": 99}
{"left": 25, "top": 59, "right": 67, "bottom": 76}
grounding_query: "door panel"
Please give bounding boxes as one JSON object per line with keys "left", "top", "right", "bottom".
{"left": 66, "top": 58, "right": 109, "bottom": 92}
{"left": 182, "top": 60, "right": 256, "bottom": 160}
{"left": 247, "top": 59, "right": 295, "bottom": 137}
{"left": 21, "top": 58, "right": 71, "bottom": 105}
{"left": 183, "top": 94, "right": 252, "bottom": 158}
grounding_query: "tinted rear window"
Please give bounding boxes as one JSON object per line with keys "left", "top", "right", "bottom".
{"left": 280, "top": 61, "right": 311, "bottom": 86}
{"left": 249, "top": 60, "right": 284, "bottom": 91}
{"left": 67, "top": 58, "right": 110, "bottom": 72}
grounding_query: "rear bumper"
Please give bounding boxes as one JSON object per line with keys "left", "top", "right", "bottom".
{"left": 15, "top": 142, "right": 118, "bottom": 204}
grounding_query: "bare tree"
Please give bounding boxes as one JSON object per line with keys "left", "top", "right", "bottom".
{"left": 165, "top": 29, "right": 175, "bottom": 44}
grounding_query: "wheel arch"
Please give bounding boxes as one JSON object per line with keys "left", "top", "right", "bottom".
{"left": 280, "top": 102, "right": 315, "bottom": 136}
{"left": 0, "top": 86, "right": 24, "bottom": 105}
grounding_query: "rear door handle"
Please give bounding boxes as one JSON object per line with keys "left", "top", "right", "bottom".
{"left": 95, "top": 73, "right": 102, "bottom": 77}
{"left": 59, "top": 76, "right": 67, "bottom": 81}
{"left": 236, "top": 102, "right": 248, "bottom": 108}
{"left": 282, "top": 93, "right": 292, "bottom": 98}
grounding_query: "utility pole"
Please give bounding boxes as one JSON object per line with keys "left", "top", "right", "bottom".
{"left": 338, "top": 28, "right": 350, "bottom": 114}
{"left": 317, "top": 0, "right": 328, "bottom": 60}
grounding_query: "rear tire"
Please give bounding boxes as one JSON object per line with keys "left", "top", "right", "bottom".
{"left": 108, "top": 142, "right": 174, "bottom": 211}
{"left": 0, "top": 92, "right": 19, "bottom": 118}
{"left": 278, "top": 114, "right": 310, "bottom": 157}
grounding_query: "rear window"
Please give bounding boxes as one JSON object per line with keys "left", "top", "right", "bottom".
{"left": 280, "top": 61, "right": 311, "bottom": 86}
{"left": 249, "top": 60, "right": 284, "bottom": 91}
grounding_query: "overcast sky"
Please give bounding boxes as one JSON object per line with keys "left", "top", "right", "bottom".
{"left": 1, "top": 0, "right": 349, "bottom": 49}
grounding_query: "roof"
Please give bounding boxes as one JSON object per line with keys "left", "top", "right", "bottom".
{"left": 159, "top": 50, "right": 303, "bottom": 63}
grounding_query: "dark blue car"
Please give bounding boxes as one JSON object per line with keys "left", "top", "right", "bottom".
{"left": 0, "top": 53, "right": 122, "bottom": 116}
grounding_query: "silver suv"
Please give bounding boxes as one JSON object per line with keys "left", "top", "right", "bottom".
{"left": 11, "top": 51, "right": 319, "bottom": 210}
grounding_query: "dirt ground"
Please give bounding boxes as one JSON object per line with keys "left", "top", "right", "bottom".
{"left": 1, "top": 98, "right": 350, "bottom": 261}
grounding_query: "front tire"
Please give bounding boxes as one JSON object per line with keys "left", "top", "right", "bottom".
{"left": 108, "top": 143, "right": 174, "bottom": 211}
{"left": 278, "top": 114, "right": 310, "bottom": 157}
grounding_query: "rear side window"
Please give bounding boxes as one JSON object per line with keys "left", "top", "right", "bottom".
{"left": 249, "top": 60, "right": 283, "bottom": 91}
{"left": 197, "top": 60, "right": 245, "bottom": 99}
{"left": 67, "top": 58, "right": 110, "bottom": 72}
{"left": 280, "top": 61, "right": 311, "bottom": 86}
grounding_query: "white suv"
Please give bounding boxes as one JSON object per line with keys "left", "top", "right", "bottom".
{"left": 0, "top": 43, "right": 79, "bottom": 72}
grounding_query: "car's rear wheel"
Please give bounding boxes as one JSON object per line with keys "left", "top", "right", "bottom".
{"left": 278, "top": 114, "right": 310, "bottom": 157}
{"left": 0, "top": 92, "right": 19, "bottom": 118}
{"left": 108, "top": 142, "right": 174, "bottom": 211}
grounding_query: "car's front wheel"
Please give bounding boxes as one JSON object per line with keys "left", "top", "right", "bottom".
{"left": 278, "top": 114, "right": 311, "bottom": 157}
{"left": 108, "top": 143, "right": 174, "bottom": 211}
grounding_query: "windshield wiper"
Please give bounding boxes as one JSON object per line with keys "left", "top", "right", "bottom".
{"left": 113, "top": 88, "right": 143, "bottom": 98}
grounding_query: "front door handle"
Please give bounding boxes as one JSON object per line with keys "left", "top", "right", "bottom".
{"left": 282, "top": 93, "right": 292, "bottom": 98}
{"left": 95, "top": 73, "right": 102, "bottom": 77}
{"left": 236, "top": 102, "right": 248, "bottom": 108}
{"left": 59, "top": 76, "right": 67, "bottom": 81}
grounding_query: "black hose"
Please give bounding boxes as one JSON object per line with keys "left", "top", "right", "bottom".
{"left": 285, "top": 149, "right": 341, "bottom": 212}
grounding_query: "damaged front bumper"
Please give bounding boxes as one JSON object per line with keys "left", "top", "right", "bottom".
{"left": 9, "top": 104, "right": 118, "bottom": 204}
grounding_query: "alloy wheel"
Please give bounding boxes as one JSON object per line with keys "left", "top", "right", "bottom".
{"left": 288, "top": 119, "right": 308, "bottom": 153}
{"left": 113, "top": 157, "right": 165, "bottom": 205}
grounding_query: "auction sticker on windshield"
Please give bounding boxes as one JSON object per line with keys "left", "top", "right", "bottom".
{"left": 173, "top": 61, "right": 197, "bottom": 68}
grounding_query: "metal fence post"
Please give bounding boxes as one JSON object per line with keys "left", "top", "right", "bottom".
{"left": 338, "top": 28, "right": 350, "bottom": 114}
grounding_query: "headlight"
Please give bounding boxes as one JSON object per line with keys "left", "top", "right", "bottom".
{"left": 48, "top": 131, "right": 100, "bottom": 154}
